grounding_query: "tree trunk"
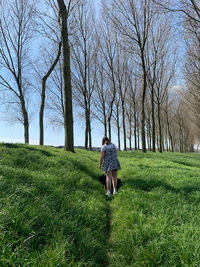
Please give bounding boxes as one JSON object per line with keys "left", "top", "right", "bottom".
{"left": 137, "top": 123, "right": 140, "bottom": 150}
{"left": 117, "top": 125, "right": 121, "bottom": 151}
{"left": 18, "top": 80, "right": 29, "bottom": 144}
{"left": 88, "top": 116, "right": 92, "bottom": 151}
{"left": 181, "top": 129, "right": 183, "bottom": 152}
{"left": 151, "top": 88, "right": 156, "bottom": 152}
{"left": 103, "top": 109, "right": 107, "bottom": 137}
{"left": 134, "top": 111, "right": 137, "bottom": 150}
{"left": 57, "top": 0, "right": 74, "bottom": 152}
{"left": 156, "top": 131, "right": 159, "bottom": 151}
{"left": 146, "top": 121, "right": 149, "bottom": 149}
{"left": 39, "top": 42, "right": 61, "bottom": 145}
{"left": 141, "top": 54, "right": 147, "bottom": 153}
{"left": 129, "top": 119, "right": 132, "bottom": 151}
{"left": 39, "top": 78, "right": 46, "bottom": 146}
{"left": 108, "top": 117, "right": 111, "bottom": 142}
{"left": 134, "top": 123, "right": 137, "bottom": 150}
{"left": 21, "top": 99, "right": 29, "bottom": 144}
{"left": 116, "top": 105, "right": 121, "bottom": 150}
{"left": 166, "top": 110, "right": 173, "bottom": 152}
{"left": 157, "top": 103, "right": 162, "bottom": 153}
{"left": 122, "top": 102, "right": 127, "bottom": 151}
{"left": 85, "top": 112, "right": 89, "bottom": 149}
{"left": 148, "top": 117, "right": 152, "bottom": 151}
{"left": 23, "top": 108, "right": 29, "bottom": 144}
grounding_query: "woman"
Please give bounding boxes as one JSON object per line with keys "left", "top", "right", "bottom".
{"left": 99, "top": 137, "right": 121, "bottom": 197}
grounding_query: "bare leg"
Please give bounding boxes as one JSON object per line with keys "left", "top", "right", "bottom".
{"left": 106, "top": 171, "right": 112, "bottom": 194}
{"left": 112, "top": 171, "right": 118, "bottom": 192}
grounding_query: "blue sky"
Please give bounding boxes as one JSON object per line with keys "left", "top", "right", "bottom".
{"left": 0, "top": 0, "right": 114, "bottom": 148}
{"left": 0, "top": 0, "right": 184, "bottom": 149}
{"left": 0, "top": 112, "right": 107, "bottom": 147}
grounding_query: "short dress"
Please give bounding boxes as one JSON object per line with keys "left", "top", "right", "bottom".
{"left": 101, "top": 143, "right": 121, "bottom": 172}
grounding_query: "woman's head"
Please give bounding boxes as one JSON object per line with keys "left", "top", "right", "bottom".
{"left": 102, "top": 137, "right": 110, "bottom": 145}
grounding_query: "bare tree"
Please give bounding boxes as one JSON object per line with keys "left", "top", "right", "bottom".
{"left": 57, "top": 0, "right": 75, "bottom": 152}
{"left": 46, "top": 57, "right": 65, "bottom": 127}
{"left": 116, "top": 48, "right": 129, "bottom": 151}
{"left": 39, "top": 42, "right": 61, "bottom": 145}
{"left": 112, "top": 90, "right": 122, "bottom": 150}
{"left": 0, "top": 0, "right": 36, "bottom": 143}
{"left": 92, "top": 54, "right": 108, "bottom": 136}
{"left": 184, "top": 18, "right": 200, "bottom": 130}
{"left": 34, "top": 0, "right": 62, "bottom": 145}
{"left": 71, "top": 0, "right": 96, "bottom": 150}
{"left": 154, "top": 0, "right": 200, "bottom": 138}
{"left": 154, "top": 0, "right": 200, "bottom": 24}
{"left": 95, "top": 16, "right": 118, "bottom": 142}
{"left": 105, "top": 0, "right": 156, "bottom": 152}
{"left": 164, "top": 92, "right": 174, "bottom": 152}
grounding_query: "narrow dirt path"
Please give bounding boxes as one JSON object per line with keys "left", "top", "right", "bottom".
{"left": 105, "top": 197, "right": 115, "bottom": 267}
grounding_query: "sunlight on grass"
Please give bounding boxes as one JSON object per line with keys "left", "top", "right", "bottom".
{"left": 109, "top": 151, "right": 200, "bottom": 267}
{"left": 1, "top": 144, "right": 200, "bottom": 266}
{"left": 0, "top": 144, "right": 108, "bottom": 267}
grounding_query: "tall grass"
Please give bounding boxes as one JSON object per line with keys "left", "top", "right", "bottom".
{"left": 109, "top": 151, "right": 200, "bottom": 267}
{"left": 0, "top": 143, "right": 108, "bottom": 267}
{"left": 1, "top": 144, "right": 200, "bottom": 267}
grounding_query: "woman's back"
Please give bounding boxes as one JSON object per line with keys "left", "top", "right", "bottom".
{"left": 101, "top": 143, "right": 117, "bottom": 158}
{"left": 101, "top": 143, "right": 120, "bottom": 172}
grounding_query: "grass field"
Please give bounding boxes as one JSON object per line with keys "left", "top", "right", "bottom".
{"left": 0, "top": 144, "right": 200, "bottom": 266}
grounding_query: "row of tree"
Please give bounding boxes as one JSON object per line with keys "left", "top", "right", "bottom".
{"left": 0, "top": 0, "right": 199, "bottom": 153}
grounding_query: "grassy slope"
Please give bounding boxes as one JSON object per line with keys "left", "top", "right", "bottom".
{"left": 110, "top": 151, "right": 200, "bottom": 267}
{"left": 1, "top": 144, "right": 200, "bottom": 267}
{"left": 0, "top": 143, "right": 107, "bottom": 267}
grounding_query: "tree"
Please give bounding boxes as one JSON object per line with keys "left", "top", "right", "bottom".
{"left": 57, "top": 0, "right": 74, "bottom": 152}
{"left": 0, "top": 0, "right": 36, "bottom": 143}
{"left": 106, "top": 0, "right": 156, "bottom": 152}
{"left": 39, "top": 42, "right": 61, "bottom": 145}
{"left": 92, "top": 54, "right": 108, "bottom": 137}
{"left": 94, "top": 15, "right": 118, "bottom": 142}
{"left": 46, "top": 58, "right": 65, "bottom": 127}
{"left": 112, "top": 91, "right": 122, "bottom": 150}
{"left": 154, "top": 0, "right": 200, "bottom": 137}
{"left": 184, "top": 14, "right": 200, "bottom": 130}
{"left": 154, "top": 0, "right": 200, "bottom": 24}
{"left": 34, "top": 0, "right": 62, "bottom": 145}
{"left": 116, "top": 48, "right": 129, "bottom": 151}
{"left": 71, "top": 0, "right": 96, "bottom": 150}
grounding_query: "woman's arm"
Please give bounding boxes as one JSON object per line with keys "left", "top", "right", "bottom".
{"left": 99, "top": 151, "right": 104, "bottom": 169}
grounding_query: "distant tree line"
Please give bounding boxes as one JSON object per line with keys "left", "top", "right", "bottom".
{"left": 0, "top": 0, "right": 199, "bottom": 153}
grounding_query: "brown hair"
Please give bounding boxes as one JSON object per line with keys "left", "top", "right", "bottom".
{"left": 102, "top": 137, "right": 110, "bottom": 145}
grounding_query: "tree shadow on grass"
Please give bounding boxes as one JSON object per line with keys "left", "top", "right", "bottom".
{"left": 124, "top": 177, "right": 200, "bottom": 196}
{"left": 1, "top": 143, "right": 20, "bottom": 149}
{"left": 0, "top": 162, "right": 110, "bottom": 267}
{"left": 25, "top": 146, "right": 53, "bottom": 157}
{"left": 171, "top": 160, "right": 200, "bottom": 169}
{"left": 150, "top": 153, "right": 200, "bottom": 169}
{"left": 153, "top": 165, "right": 191, "bottom": 171}
{"left": 124, "top": 178, "right": 178, "bottom": 193}
{"left": 67, "top": 158, "right": 100, "bottom": 180}
{"left": 1, "top": 143, "right": 53, "bottom": 157}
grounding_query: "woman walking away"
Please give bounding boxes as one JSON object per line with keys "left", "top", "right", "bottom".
{"left": 99, "top": 137, "right": 121, "bottom": 197}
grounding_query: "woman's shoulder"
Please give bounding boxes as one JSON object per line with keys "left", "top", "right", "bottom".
{"left": 101, "top": 144, "right": 107, "bottom": 152}
{"left": 108, "top": 143, "right": 117, "bottom": 149}
{"left": 101, "top": 143, "right": 117, "bottom": 151}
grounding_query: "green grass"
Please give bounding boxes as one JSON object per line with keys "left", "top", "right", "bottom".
{"left": 0, "top": 143, "right": 108, "bottom": 267}
{"left": 1, "top": 144, "right": 200, "bottom": 267}
{"left": 109, "top": 151, "right": 200, "bottom": 267}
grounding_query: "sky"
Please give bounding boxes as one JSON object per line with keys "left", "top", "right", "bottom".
{"left": 0, "top": 112, "right": 107, "bottom": 148}
{"left": 0, "top": 0, "right": 116, "bottom": 149}
{"left": 0, "top": 0, "right": 184, "bottom": 149}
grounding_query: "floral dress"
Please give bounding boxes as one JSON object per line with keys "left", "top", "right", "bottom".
{"left": 101, "top": 143, "right": 121, "bottom": 172}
